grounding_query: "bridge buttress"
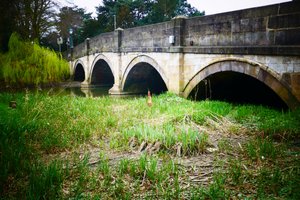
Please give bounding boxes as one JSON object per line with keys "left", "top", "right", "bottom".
{"left": 81, "top": 38, "right": 92, "bottom": 87}
{"left": 163, "top": 52, "right": 185, "bottom": 95}
{"left": 109, "top": 28, "right": 124, "bottom": 95}
{"left": 109, "top": 52, "right": 123, "bottom": 95}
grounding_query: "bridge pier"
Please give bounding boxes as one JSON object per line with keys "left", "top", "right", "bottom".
{"left": 109, "top": 28, "right": 128, "bottom": 95}
{"left": 109, "top": 84, "right": 123, "bottom": 95}
{"left": 80, "top": 81, "right": 90, "bottom": 88}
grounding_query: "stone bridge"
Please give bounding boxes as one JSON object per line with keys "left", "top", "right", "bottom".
{"left": 71, "top": 1, "right": 300, "bottom": 109}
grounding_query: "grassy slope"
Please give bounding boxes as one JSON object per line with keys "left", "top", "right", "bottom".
{"left": 0, "top": 92, "right": 299, "bottom": 199}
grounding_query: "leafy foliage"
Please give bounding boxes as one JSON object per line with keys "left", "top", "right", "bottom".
{"left": 0, "top": 0, "right": 57, "bottom": 51}
{"left": 0, "top": 33, "right": 69, "bottom": 86}
{"left": 96, "top": 0, "right": 204, "bottom": 31}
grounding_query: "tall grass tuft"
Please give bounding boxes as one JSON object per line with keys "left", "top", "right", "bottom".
{"left": 119, "top": 124, "right": 209, "bottom": 155}
{"left": 0, "top": 33, "right": 69, "bottom": 86}
{"left": 26, "top": 160, "right": 64, "bottom": 199}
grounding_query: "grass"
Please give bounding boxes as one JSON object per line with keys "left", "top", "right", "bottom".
{"left": 0, "top": 91, "right": 299, "bottom": 198}
{"left": 114, "top": 124, "right": 209, "bottom": 155}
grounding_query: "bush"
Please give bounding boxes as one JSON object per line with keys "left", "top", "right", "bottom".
{"left": 0, "top": 33, "right": 70, "bottom": 86}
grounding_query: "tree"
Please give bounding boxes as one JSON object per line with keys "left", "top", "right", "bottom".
{"left": 56, "top": 6, "right": 84, "bottom": 42}
{"left": 0, "top": 0, "right": 57, "bottom": 51}
{"left": 146, "top": 0, "right": 204, "bottom": 23}
{"left": 14, "top": 0, "right": 56, "bottom": 40}
{"left": 176, "top": 0, "right": 204, "bottom": 17}
{"left": 96, "top": 0, "right": 118, "bottom": 32}
{"left": 78, "top": 17, "right": 102, "bottom": 43}
{"left": 52, "top": 6, "right": 101, "bottom": 51}
{"left": 0, "top": 0, "right": 18, "bottom": 51}
{"left": 95, "top": 0, "right": 204, "bottom": 31}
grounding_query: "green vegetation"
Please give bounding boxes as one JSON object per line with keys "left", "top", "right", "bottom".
{"left": 0, "top": 33, "right": 69, "bottom": 86}
{"left": 0, "top": 91, "right": 299, "bottom": 199}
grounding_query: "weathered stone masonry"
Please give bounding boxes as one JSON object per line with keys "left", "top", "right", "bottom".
{"left": 71, "top": 1, "right": 300, "bottom": 109}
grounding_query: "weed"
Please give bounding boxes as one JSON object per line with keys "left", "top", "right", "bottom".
{"left": 228, "top": 159, "right": 243, "bottom": 185}
{"left": 217, "top": 138, "right": 232, "bottom": 153}
{"left": 97, "top": 157, "right": 111, "bottom": 185}
{"left": 190, "top": 172, "right": 229, "bottom": 199}
{"left": 118, "top": 158, "right": 131, "bottom": 176}
{"left": 246, "top": 138, "right": 278, "bottom": 161}
{"left": 27, "top": 160, "right": 64, "bottom": 199}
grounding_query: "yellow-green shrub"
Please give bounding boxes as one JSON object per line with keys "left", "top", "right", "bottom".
{"left": 1, "top": 33, "right": 70, "bottom": 86}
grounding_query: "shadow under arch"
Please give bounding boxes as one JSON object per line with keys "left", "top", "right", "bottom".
{"left": 122, "top": 55, "right": 168, "bottom": 94}
{"left": 73, "top": 60, "right": 85, "bottom": 82}
{"left": 183, "top": 57, "right": 299, "bottom": 110}
{"left": 90, "top": 54, "right": 114, "bottom": 86}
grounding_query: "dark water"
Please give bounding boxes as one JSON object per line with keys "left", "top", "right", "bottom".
{"left": 63, "top": 86, "right": 112, "bottom": 97}
{"left": 44, "top": 86, "right": 140, "bottom": 98}
{"left": 0, "top": 82, "right": 145, "bottom": 98}
{"left": 54, "top": 81, "right": 113, "bottom": 97}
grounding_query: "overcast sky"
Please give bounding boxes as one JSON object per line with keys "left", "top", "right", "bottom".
{"left": 60, "top": 0, "right": 291, "bottom": 17}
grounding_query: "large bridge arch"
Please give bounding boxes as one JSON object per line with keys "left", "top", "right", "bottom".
{"left": 183, "top": 57, "right": 299, "bottom": 110}
{"left": 73, "top": 59, "right": 85, "bottom": 82}
{"left": 90, "top": 54, "right": 115, "bottom": 86}
{"left": 121, "top": 55, "right": 169, "bottom": 94}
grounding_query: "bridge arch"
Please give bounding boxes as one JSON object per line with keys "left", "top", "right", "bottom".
{"left": 121, "top": 55, "right": 168, "bottom": 94}
{"left": 73, "top": 59, "right": 85, "bottom": 82}
{"left": 183, "top": 57, "right": 299, "bottom": 109}
{"left": 90, "top": 54, "right": 114, "bottom": 86}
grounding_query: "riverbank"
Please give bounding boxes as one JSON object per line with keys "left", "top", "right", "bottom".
{"left": 0, "top": 92, "right": 299, "bottom": 199}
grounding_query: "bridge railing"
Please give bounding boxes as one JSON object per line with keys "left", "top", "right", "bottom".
{"left": 72, "top": 42, "right": 85, "bottom": 59}
{"left": 89, "top": 32, "right": 115, "bottom": 53}
{"left": 184, "top": 2, "right": 300, "bottom": 47}
{"left": 122, "top": 21, "right": 174, "bottom": 51}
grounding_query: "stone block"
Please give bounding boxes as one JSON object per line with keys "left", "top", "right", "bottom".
{"left": 214, "top": 22, "right": 231, "bottom": 33}
{"left": 245, "top": 64, "right": 259, "bottom": 78}
{"left": 220, "top": 61, "right": 231, "bottom": 71}
{"left": 252, "top": 32, "right": 269, "bottom": 45}
{"left": 279, "top": 1, "right": 300, "bottom": 14}
{"left": 210, "top": 62, "right": 223, "bottom": 75}
{"left": 199, "top": 23, "right": 215, "bottom": 35}
{"left": 290, "top": 73, "right": 300, "bottom": 101}
{"left": 262, "top": 71, "right": 277, "bottom": 87}
{"left": 268, "top": 14, "right": 300, "bottom": 29}
{"left": 275, "top": 29, "right": 300, "bottom": 45}
{"left": 252, "top": 17, "right": 267, "bottom": 32}
{"left": 257, "top": 68, "right": 268, "bottom": 83}
{"left": 231, "top": 33, "right": 245, "bottom": 45}
{"left": 244, "top": 32, "right": 253, "bottom": 45}
{"left": 231, "top": 20, "right": 241, "bottom": 33}
{"left": 199, "top": 35, "right": 214, "bottom": 46}
{"left": 231, "top": 61, "right": 245, "bottom": 74}
{"left": 216, "top": 34, "right": 231, "bottom": 46}
{"left": 240, "top": 19, "right": 252, "bottom": 32}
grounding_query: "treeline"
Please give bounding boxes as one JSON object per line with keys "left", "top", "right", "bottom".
{"left": 0, "top": 0, "right": 204, "bottom": 52}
